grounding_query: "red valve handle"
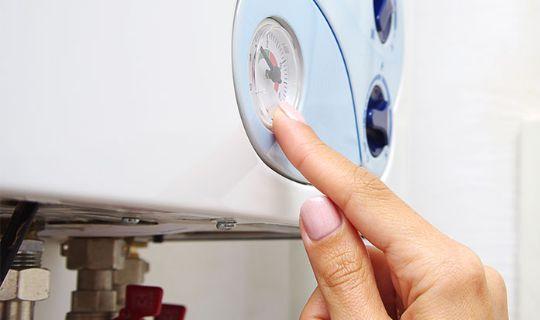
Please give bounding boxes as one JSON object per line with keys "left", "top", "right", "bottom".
{"left": 155, "top": 304, "right": 186, "bottom": 320}
{"left": 115, "top": 285, "right": 164, "bottom": 320}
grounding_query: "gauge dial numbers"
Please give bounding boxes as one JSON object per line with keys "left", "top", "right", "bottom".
{"left": 248, "top": 19, "right": 303, "bottom": 129}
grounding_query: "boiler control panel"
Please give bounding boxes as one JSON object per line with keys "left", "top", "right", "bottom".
{"left": 233, "top": 0, "right": 403, "bottom": 182}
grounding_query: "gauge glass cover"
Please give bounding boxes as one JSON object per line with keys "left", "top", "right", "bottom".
{"left": 249, "top": 19, "right": 303, "bottom": 129}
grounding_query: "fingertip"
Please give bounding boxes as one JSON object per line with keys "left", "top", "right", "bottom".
{"left": 278, "top": 102, "right": 306, "bottom": 123}
{"left": 272, "top": 104, "right": 318, "bottom": 166}
{"left": 300, "top": 196, "right": 342, "bottom": 241}
{"left": 272, "top": 102, "right": 306, "bottom": 128}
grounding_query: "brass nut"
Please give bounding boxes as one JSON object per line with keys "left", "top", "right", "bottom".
{"left": 17, "top": 268, "right": 51, "bottom": 301}
{"left": 0, "top": 268, "right": 50, "bottom": 302}
{"left": 113, "top": 258, "right": 149, "bottom": 285}
{"left": 0, "top": 270, "right": 18, "bottom": 301}
{"left": 66, "top": 238, "right": 126, "bottom": 270}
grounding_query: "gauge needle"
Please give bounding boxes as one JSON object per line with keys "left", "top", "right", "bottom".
{"left": 260, "top": 46, "right": 274, "bottom": 69}
{"left": 259, "top": 47, "right": 282, "bottom": 85}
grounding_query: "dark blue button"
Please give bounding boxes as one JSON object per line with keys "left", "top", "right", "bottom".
{"left": 366, "top": 85, "right": 390, "bottom": 157}
{"left": 373, "top": 0, "right": 394, "bottom": 43}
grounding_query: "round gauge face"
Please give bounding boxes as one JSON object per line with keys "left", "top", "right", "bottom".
{"left": 249, "top": 19, "right": 303, "bottom": 129}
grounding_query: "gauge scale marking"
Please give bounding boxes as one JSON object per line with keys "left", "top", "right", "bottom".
{"left": 249, "top": 19, "right": 303, "bottom": 129}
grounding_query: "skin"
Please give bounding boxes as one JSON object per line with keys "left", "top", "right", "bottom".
{"left": 272, "top": 106, "right": 509, "bottom": 320}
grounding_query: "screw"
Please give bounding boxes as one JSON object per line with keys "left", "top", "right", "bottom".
{"left": 216, "top": 219, "right": 236, "bottom": 231}
{"left": 121, "top": 217, "right": 140, "bottom": 225}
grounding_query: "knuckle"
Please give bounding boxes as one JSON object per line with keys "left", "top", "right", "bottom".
{"left": 437, "top": 244, "right": 487, "bottom": 292}
{"left": 460, "top": 264, "right": 486, "bottom": 290}
{"left": 484, "top": 266, "right": 507, "bottom": 295}
{"left": 457, "top": 249, "right": 485, "bottom": 281}
{"left": 319, "top": 248, "right": 368, "bottom": 293}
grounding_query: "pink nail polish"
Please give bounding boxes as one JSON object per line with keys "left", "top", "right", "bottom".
{"left": 278, "top": 103, "right": 306, "bottom": 123}
{"left": 300, "top": 197, "right": 342, "bottom": 241}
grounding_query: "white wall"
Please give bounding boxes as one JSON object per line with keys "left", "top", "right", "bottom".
{"left": 35, "top": 1, "right": 540, "bottom": 319}
{"left": 387, "top": 0, "right": 540, "bottom": 318}
{"left": 35, "top": 241, "right": 76, "bottom": 319}
{"left": 142, "top": 241, "right": 313, "bottom": 320}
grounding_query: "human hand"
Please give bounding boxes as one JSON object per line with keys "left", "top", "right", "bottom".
{"left": 272, "top": 104, "right": 508, "bottom": 320}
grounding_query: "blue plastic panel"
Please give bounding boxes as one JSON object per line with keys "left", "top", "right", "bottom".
{"left": 233, "top": 0, "right": 360, "bottom": 183}
{"left": 314, "top": 0, "right": 404, "bottom": 177}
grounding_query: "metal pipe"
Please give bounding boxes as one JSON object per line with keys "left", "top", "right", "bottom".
{"left": 1, "top": 300, "right": 34, "bottom": 320}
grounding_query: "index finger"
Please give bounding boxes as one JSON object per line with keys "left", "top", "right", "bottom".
{"left": 272, "top": 105, "right": 441, "bottom": 252}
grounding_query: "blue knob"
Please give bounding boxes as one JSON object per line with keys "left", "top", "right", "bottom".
{"left": 366, "top": 86, "right": 390, "bottom": 157}
{"left": 373, "top": 0, "right": 394, "bottom": 43}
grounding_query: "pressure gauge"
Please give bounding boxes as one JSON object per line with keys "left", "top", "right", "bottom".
{"left": 249, "top": 18, "right": 303, "bottom": 129}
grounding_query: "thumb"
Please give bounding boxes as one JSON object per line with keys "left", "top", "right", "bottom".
{"left": 299, "top": 197, "right": 388, "bottom": 320}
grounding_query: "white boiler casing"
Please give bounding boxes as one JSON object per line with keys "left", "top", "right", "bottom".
{"left": 0, "top": 0, "right": 403, "bottom": 238}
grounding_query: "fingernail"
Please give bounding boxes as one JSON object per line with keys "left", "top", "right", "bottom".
{"left": 277, "top": 103, "right": 305, "bottom": 123}
{"left": 300, "top": 197, "right": 342, "bottom": 241}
